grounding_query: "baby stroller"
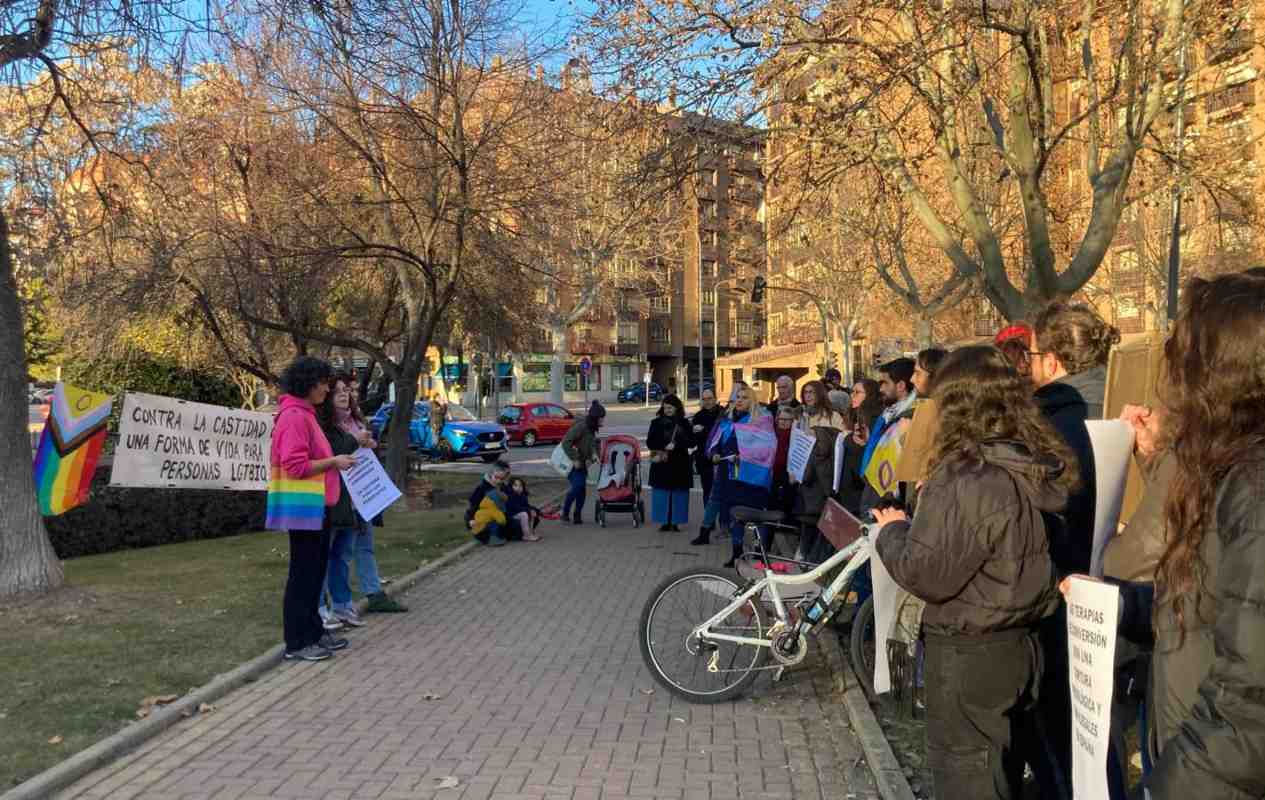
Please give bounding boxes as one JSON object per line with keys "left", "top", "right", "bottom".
{"left": 594, "top": 434, "right": 645, "bottom": 528}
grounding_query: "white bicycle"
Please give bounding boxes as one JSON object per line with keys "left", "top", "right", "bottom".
{"left": 638, "top": 506, "right": 874, "bottom": 703}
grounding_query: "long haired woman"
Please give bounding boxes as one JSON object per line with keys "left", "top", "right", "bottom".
{"left": 1145, "top": 270, "right": 1265, "bottom": 798}
{"left": 873, "top": 345, "right": 1078, "bottom": 799}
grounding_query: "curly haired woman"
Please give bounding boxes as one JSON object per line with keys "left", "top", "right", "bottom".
{"left": 1114, "top": 271, "right": 1265, "bottom": 799}
{"left": 872, "top": 345, "right": 1079, "bottom": 799}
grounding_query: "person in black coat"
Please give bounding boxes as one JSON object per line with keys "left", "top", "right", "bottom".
{"left": 647, "top": 393, "right": 694, "bottom": 532}
{"left": 1022, "top": 302, "right": 1116, "bottom": 800}
{"left": 690, "top": 387, "right": 723, "bottom": 507}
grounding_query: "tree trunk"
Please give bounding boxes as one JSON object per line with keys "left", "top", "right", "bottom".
{"left": 384, "top": 359, "right": 420, "bottom": 489}
{"left": 0, "top": 211, "right": 64, "bottom": 599}
{"left": 914, "top": 316, "right": 934, "bottom": 350}
{"left": 549, "top": 321, "right": 568, "bottom": 405}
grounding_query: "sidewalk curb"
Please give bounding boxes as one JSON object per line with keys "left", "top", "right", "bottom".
{"left": 1, "top": 540, "right": 478, "bottom": 800}
{"left": 819, "top": 630, "right": 917, "bottom": 800}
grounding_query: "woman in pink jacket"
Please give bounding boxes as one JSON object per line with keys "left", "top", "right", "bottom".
{"left": 267, "top": 357, "right": 357, "bottom": 662}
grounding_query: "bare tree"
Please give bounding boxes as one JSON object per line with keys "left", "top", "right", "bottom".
{"left": 585, "top": 0, "right": 1246, "bottom": 321}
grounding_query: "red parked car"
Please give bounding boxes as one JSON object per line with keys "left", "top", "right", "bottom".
{"left": 498, "top": 403, "right": 576, "bottom": 447}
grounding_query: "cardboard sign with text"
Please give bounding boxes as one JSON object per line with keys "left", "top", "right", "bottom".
{"left": 1066, "top": 577, "right": 1120, "bottom": 799}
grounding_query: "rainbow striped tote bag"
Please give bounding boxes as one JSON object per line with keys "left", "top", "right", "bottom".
{"left": 266, "top": 467, "right": 326, "bottom": 531}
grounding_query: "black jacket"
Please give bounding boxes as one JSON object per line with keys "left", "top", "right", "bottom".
{"left": 321, "top": 424, "right": 360, "bottom": 529}
{"left": 691, "top": 405, "right": 723, "bottom": 473}
{"left": 465, "top": 477, "right": 499, "bottom": 524}
{"left": 1150, "top": 456, "right": 1265, "bottom": 800}
{"left": 647, "top": 415, "right": 694, "bottom": 491}
{"left": 876, "top": 440, "right": 1066, "bottom": 636}
{"left": 794, "top": 426, "right": 840, "bottom": 523}
{"left": 1034, "top": 379, "right": 1097, "bottom": 575}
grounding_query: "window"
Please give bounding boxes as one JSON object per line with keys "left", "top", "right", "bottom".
{"left": 531, "top": 405, "right": 550, "bottom": 417}
{"left": 616, "top": 258, "right": 638, "bottom": 276}
{"left": 650, "top": 294, "right": 670, "bottom": 313}
{"left": 651, "top": 323, "right": 670, "bottom": 344}
{"left": 700, "top": 200, "right": 718, "bottom": 219}
{"left": 564, "top": 364, "right": 600, "bottom": 392}
{"left": 534, "top": 288, "right": 549, "bottom": 304}
{"left": 738, "top": 320, "right": 753, "bottom": 336}
{"left": 701, "top": 259, "right": 717, "bottom": 277}
{"left": 701, "top": 321, "right": 714, "bottom": 341}
{"left": 575, "top": 324, "right": 593, "bottom": 341}
{"left": 617, "top": 320, "right": 639, "bottom": 343}
{"left": 706, "top": 230, "right": 720, "bottom": 247}
{"left": 610, "top": 364, "right": 632, "bottom": 389}
{"left": 522, "top": 364, "right": 550, "bottom": 392}
{"left": 702, "top": 288, "right": 716, "bottom": 307}
{"left": 548, "top": 405, "right": 570, "bottom": 418}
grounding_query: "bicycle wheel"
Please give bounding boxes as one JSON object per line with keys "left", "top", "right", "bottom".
{"left": 849, "top": 596, "right": 877, "bottom": 696}
{"left": 639, "top": 566, "right": 768, "bottom": 703}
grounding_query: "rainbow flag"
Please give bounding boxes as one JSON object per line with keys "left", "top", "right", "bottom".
{"left": 265, "top": 467, "right": 327, "bottom": 531}
{"left": 32, "top": 383, "right": 113, "bottom": 516}
{"left": 863, "top": 417, "right": 910, "bottom": 496}
{"left": 734, "top": 415, "right": 776, "bottom": 490}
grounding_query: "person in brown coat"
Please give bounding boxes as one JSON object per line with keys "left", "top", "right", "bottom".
{"left": 873, "top": 345, "right": 1079, "bottom": 800}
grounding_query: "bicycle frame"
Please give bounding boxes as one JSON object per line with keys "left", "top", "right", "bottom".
{"left": 694, "top": 524, "right": 873, "bottom": 649}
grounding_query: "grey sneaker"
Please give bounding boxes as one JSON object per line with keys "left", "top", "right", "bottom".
{"left": 319, "top": 609, "right": 345, "bottom": 631}
{"left": 486, "top": 534, "right": 506, "bottom": 547}
{"left": 334, "top": 609, "right": 367, "bottom": 628}
{"left": 318, "top": 633, "right": 350, "bottom": 652}
{"left": 284, "top": 645, "right": 332, "bottom": 662}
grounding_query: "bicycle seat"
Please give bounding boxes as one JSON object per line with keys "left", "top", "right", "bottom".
{"left": 732, "top": 507, "right": 790, "bottom": 524}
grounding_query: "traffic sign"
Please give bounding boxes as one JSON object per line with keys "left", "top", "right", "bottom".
{"left": 579, "top": 357, "right": 592, "bottom": 374}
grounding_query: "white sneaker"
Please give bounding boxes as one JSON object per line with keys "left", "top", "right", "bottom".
{"left": 334, "top": 609, "right": 366, "bottom": 628}
{"left": 319, "top": 609, "right": 345, "bottom": 631}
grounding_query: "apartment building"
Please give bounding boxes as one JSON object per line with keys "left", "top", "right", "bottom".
{"left": 502, "top": 109, "right": 768, "bottom": 403}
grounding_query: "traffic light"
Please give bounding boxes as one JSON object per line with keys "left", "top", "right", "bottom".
{"left": 751, "top": 275, "right": 767, "bottom": 304}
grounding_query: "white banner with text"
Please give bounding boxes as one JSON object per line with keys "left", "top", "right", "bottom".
{"left": 110, "top": 392, "right": 273, "bottom": 490}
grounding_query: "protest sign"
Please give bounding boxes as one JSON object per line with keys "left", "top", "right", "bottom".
{"left": 1066, "top": 577, "right": 1120, "bottom": 799}
{"left": 111, "top": 393, "right": 272, "bottom": 490}
{"left": 787, "top": 427, "right": 815, "bottom": 483}
{"left": 832, "top": 432, "right": 846, "bottom": 493}
{"left": 1086, "top": 421, "right": 1135, "bottom": 577}
{"left": 341, "top": 448, "right": 402, "bottom": 522}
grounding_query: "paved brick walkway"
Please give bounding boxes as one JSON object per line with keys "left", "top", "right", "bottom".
{"left": 57, "top": 498, "right": 879, "bottom": 800}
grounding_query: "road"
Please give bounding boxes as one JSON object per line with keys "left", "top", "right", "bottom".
{"left": 427, "top": 405, "right": 685, "bottom": 479}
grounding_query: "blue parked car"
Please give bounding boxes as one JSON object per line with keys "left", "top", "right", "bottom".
{"left": 617, "top": 382, "right": 664, "bottom": 403}
{"left": 369, "top": 402, "right": 509, "bottom": 463}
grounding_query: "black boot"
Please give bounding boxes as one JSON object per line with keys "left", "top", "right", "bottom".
{"left": 723, "top": 542, "right": 742, "bottom": 568}
{"left": 690, "top": 526, "right": 711, "bottom": 546}
{"left": 659, "top": 524, "right": 672, "bottom": 532}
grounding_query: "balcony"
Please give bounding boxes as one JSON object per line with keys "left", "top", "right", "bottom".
{"left": 1206, "top": 26, "right": 1254, "bottom": 66}
{"left": 569, "top": 336, "right": 613, "bottom": 355}
{"left": 1206, "top": 81, "right": 1255, "bottom": 116}
{"left": 613, "top": 343, "right": 642, "bottom": 357}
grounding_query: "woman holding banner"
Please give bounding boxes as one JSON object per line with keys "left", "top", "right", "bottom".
{"left": 706, "top": 384, "right": 774, "bottom": 568}
{"left": 268, "top": 357, "right": 356, "bottom": 663}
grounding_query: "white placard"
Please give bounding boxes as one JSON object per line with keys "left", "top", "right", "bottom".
{"left": 787, "top": 427, "right": 815, "bottom": 483}
{"left": 832, "top": 432, "right": 846, "bottom": 493}
{"left": 110, "top": 393, "right": 272, "bottom": 490}
{"left": 340, "top": 448, "right": 402, "bottom": 522}
{"left": 868, "top": 534, "right": 905, "bottom": 695}
{"left": 1067, "top": 577, "right": 1119, "bottom": 800}
{"left": 1086, "top": 421, "right": 1136, "bottom": 577}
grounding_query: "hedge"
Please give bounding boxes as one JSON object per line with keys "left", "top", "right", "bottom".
{"left": 44, "top": 464, "right": 267, "bottom": 559}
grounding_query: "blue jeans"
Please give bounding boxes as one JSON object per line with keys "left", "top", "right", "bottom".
{"left": 321, "top": 521, "right": 383, "bottom": 614}
{"left": 562, "top": 467, "right": 587, "bottom": 520}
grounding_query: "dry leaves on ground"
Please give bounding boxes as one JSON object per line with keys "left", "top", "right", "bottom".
{"left": 136, "top": 694, "right": 180, "bottom": 719}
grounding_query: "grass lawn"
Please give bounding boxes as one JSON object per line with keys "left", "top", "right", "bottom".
{"left": 0, "top": 502, "right": 476, "bottom": 790}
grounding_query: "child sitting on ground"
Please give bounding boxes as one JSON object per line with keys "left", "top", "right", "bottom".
{"left": 469, "top": 487, "right": 510, "bottom": 547}
{"left": 506, "top": 478, "right": 542, "bottom": 542}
